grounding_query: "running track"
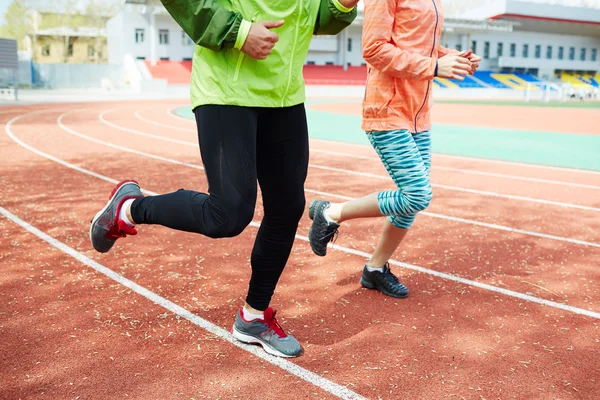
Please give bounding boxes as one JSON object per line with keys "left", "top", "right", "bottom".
{"left": 1, "top": 101, "right": 599, "bottom": 399}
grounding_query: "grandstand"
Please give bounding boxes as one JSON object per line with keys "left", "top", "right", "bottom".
{"left": 103, "top": 0, "right": 600, "bottom": 96}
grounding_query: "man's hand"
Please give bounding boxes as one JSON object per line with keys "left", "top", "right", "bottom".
{"left": 458, "top": 50, "right": 481, "bottom": 75}
{"left": 436, "top": 53, "right": 472, "bottom": 81}
{"left": 241, "top": 20, "right": 284, "bottom": 60}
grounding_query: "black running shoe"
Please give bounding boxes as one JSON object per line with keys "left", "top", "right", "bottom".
{"left": 308, "top": 200, "right": 340, "bottom": 257}
{"left": 360, "top": 263, "right": 409, "bottom": 298}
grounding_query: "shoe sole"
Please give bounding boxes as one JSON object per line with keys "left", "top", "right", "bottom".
{"left": 231, "top": 326, "right": 302, "bottom": 358}
{"left": 89, "top": 180, "right": 139, "bottom": 253}
{"left": 308, "top": 200, "right": 317, "bottom": 220}
{"left": 360, "top": 277, "right": 409, "bottom": 299}
{"left": 308, "top": 200, "right": 327, "bottom": 257}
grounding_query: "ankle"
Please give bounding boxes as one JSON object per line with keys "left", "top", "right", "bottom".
{"left": 325, "top": 203, "right": 342, "bottom": 224}
{"left": 119, "top": 199, "right": 136, "bottom": 227}
{"left": 242, "top": 303, "right": 265, "bottom": 320}
{"left": 366, "top": 262, "right": 385, "bottom": 272}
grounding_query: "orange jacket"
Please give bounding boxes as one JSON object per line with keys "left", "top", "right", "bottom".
{"left": 362, "top": 0, "right": 455, "bottom": 133}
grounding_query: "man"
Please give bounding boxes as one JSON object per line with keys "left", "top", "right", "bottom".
{"left": 90, "top": 0, "right": 358, "bottom": 358}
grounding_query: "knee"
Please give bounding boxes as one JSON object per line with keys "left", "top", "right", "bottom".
{"left": 203, "top": 200, "right": 254, "bottom": 239}
{"left": 263, "top": 195, "right": 306, "bottom": 224}
{"left": 405, "top": 186, "right": 432, "bottom": 214}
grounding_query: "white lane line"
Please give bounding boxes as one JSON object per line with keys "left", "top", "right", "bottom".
{"left": 309, "top": 149, "right": 600, "bottom": 190}
{"left": 135, "top": 110, "right": 196, "bottom": 133}
{"left": 309, "top": 164, "right": 600, "bottom": 213}
{"left": 102, "top": 109, "right": 600, "bottom": 208}
{"left": 99, "top": 109, "right": 198, "bottom": 146}
{"left": 303, "top": 189, "right": 600, "bottom": 249}
{"left": 58, "top": 111, "right": 204, "bottom": 171}
{"left": 167, "top": 106, "right": 195, "bottom": 123}
{"left": 6, "top": 113, "right": 600, "bottom": 323}
{"left": 164, "top": 104, "right": 600, "bottom": 176}
{"left": 0, "top": 206, "right": 367, "bottom": 400}
{"left": 64, "top": 110, "right": 600, "bottom": 247}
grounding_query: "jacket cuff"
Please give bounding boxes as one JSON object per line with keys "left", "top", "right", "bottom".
{"left": 332, "top": 0, "right": 354, "bottom": 13}
{"left": 234, "top": 19, "right": 252, "bottom": 50}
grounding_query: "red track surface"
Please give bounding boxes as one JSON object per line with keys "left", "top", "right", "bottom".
{"left": 1, "top": 101, "right": 600, "bottom": 400}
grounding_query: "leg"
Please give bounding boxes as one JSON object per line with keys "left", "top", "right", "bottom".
{"left": 130, "top": 105, "right": 259, "bottom": 238}
{"left": 246, "top": 104, "right": 309, "bottom": 311}
{"left": 367, "top": 130, "right": 432, "bottom": 268}
{"left": 308, "top": 129, "right": 431, "bottom": 257}
{"left": 326, "top": 129, "right": 432, "bottom": 223}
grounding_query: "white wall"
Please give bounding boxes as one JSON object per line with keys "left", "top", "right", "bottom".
{"left": 443, "top": 31, "right": 600, "bottom": 75}
{"left": 107, "top": 11, "right": 195, "bottom": 63}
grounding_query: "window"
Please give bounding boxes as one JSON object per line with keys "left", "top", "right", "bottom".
{"left": 522, "top": 44, "right": 529, "bottom": 58}
{"left": 484, "top": 41, "right": 490, "bottom": 59}
{"left": 456, "top": 43, "right": 462, "bottom": 52}
{"left": 558, "top": 46, "right": 564, "bottom": 60}
{"left": 88, "top": 45, "right": 95, "bottom": 57}
{"left": 67, "top": 43, "right": 73, "bottom": 57}
{"left": 347, "top": 38, "right": 352, "bottom": 52}
{"left": 159, "top": 29, "right": 169, "bottom": 45}
{"left": 181, "top": 31, "right": 193, "bottom": 46}
{"left": 535, "top": 45, "right": 541, "bottom": 59}
{"left": 569, "top": 47, "right": 575, "bottom": 60}
{"left": 135, "top": 28, "right": 145, "bottom": 43}
{"left": 497, "top": 42, "right": 503, "bottom": 57}
{"left": 42, "top": 44, "right": 50, "bottom": 56}
{"left": 471, "top": 40, "right": 477, "bottom": 54}
{"left": 580, "top": 48, "right": 586, "bottom": 61}
{"left": 546, "top": 46, "right": 552, "bottom": 59}
{"left": 592, "top": 49, "right": 598, "bottom": 62}
{"left": 510, "top": 43, "right": 516, "bottom": 57}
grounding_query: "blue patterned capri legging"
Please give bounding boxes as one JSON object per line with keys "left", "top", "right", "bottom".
{"left": 366, "top": 129, "right": 432, "bottom": 229}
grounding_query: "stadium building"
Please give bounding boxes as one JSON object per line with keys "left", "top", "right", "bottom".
{"left": 105, "top": 0, "right": 600, "bottom": 91}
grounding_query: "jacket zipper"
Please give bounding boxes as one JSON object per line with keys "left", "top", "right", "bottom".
{"left": 364, "top": 67, "right": 371, "bottom": 101}
{"left": 233, "top": 13, "right": 258, "bottom": 82}
{"left": 281, "top": 0, "right": 304, "bottom": 107}
{"left": 413, "top": 0, "right": 439, "bottom": 133}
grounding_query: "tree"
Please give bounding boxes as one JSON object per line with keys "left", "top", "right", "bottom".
{"left": 0, "top": 0, "right": 33, "bottom": 50}
{"left": 85, "top": 0, "right": 122, "bottom": 63}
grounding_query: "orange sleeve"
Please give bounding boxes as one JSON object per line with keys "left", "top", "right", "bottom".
{"left": 362, "top": 0, "right": 436, "bottom": 80}
{"left": 438, "top": 45, "right": 459, "bottom": 58}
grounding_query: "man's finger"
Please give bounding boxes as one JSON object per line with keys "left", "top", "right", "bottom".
{"left": 262, "top": 20, "right": 285, "bottom": 29}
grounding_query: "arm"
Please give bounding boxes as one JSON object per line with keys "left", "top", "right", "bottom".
{"left": 160, "top": 0, "right": 251, "bottom": 52}
{"left": 313, "top": 0, "right": 358, "bottom": 36}
{"left": 362, "top": 0, "right": 436, "bottom": 80}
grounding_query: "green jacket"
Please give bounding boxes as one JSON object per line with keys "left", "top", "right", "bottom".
{"left": 161, "top": 0, "right": 357, "bottom": 108}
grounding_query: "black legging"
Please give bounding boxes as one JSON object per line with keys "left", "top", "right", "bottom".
{"left": 131, "top": 104, "right": 309, "bottom": 310}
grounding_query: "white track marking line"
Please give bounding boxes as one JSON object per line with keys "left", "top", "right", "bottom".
{"left": 99, "top": 109, "right": 600, "bottom": 211}
{"left": 99, "top": 109, "right": 197, "bottom": 146}
{"left": 309, "top": 164, "right": 600, "bottom": 213}
{"left": 6, "top": 112, "right": 600, "bottom": 323}
{"left": 303, "top": 189, "right": 600, "bottom": 249}
{"left": 59, "top": 111, "right": 204, "bottom": 170}
{"left": 135, "top": 109, "right": 196, "bottom": 133}
{"left": 0, "top": 207, "right": 367, "bottom": 400}
{"left": 167, "top": 106, "right": 195, "bottom": 123}
{"left": 309, "top": 149, "right": 600, "bottom": 190}
{"left": 65, "top": 110, "right": 600, "bottom": 247}
{"left": 163, "top": 104, "right": 600, "bottom": 176}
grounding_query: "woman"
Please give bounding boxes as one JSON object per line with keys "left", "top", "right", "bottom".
{"left": 308, "top": 0, "right": 480, "bottom": 298}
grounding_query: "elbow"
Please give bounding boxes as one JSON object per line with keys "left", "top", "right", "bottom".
{"left": 362, "top": 41, "right": 382, "bottom": 65}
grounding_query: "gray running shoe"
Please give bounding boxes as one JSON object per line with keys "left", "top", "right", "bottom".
{"left": 308, "top": 200, "right": 340, "bottom": 257}
{"left": 90, "top": 180, "right": 144, "bottom": 253}
{"left": 232, "top": 307, "right": 303, "bottom": 358}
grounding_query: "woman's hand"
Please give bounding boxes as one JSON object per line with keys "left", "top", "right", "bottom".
{"left": 436, "top": 54, "right": 471, "bottom": 80}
